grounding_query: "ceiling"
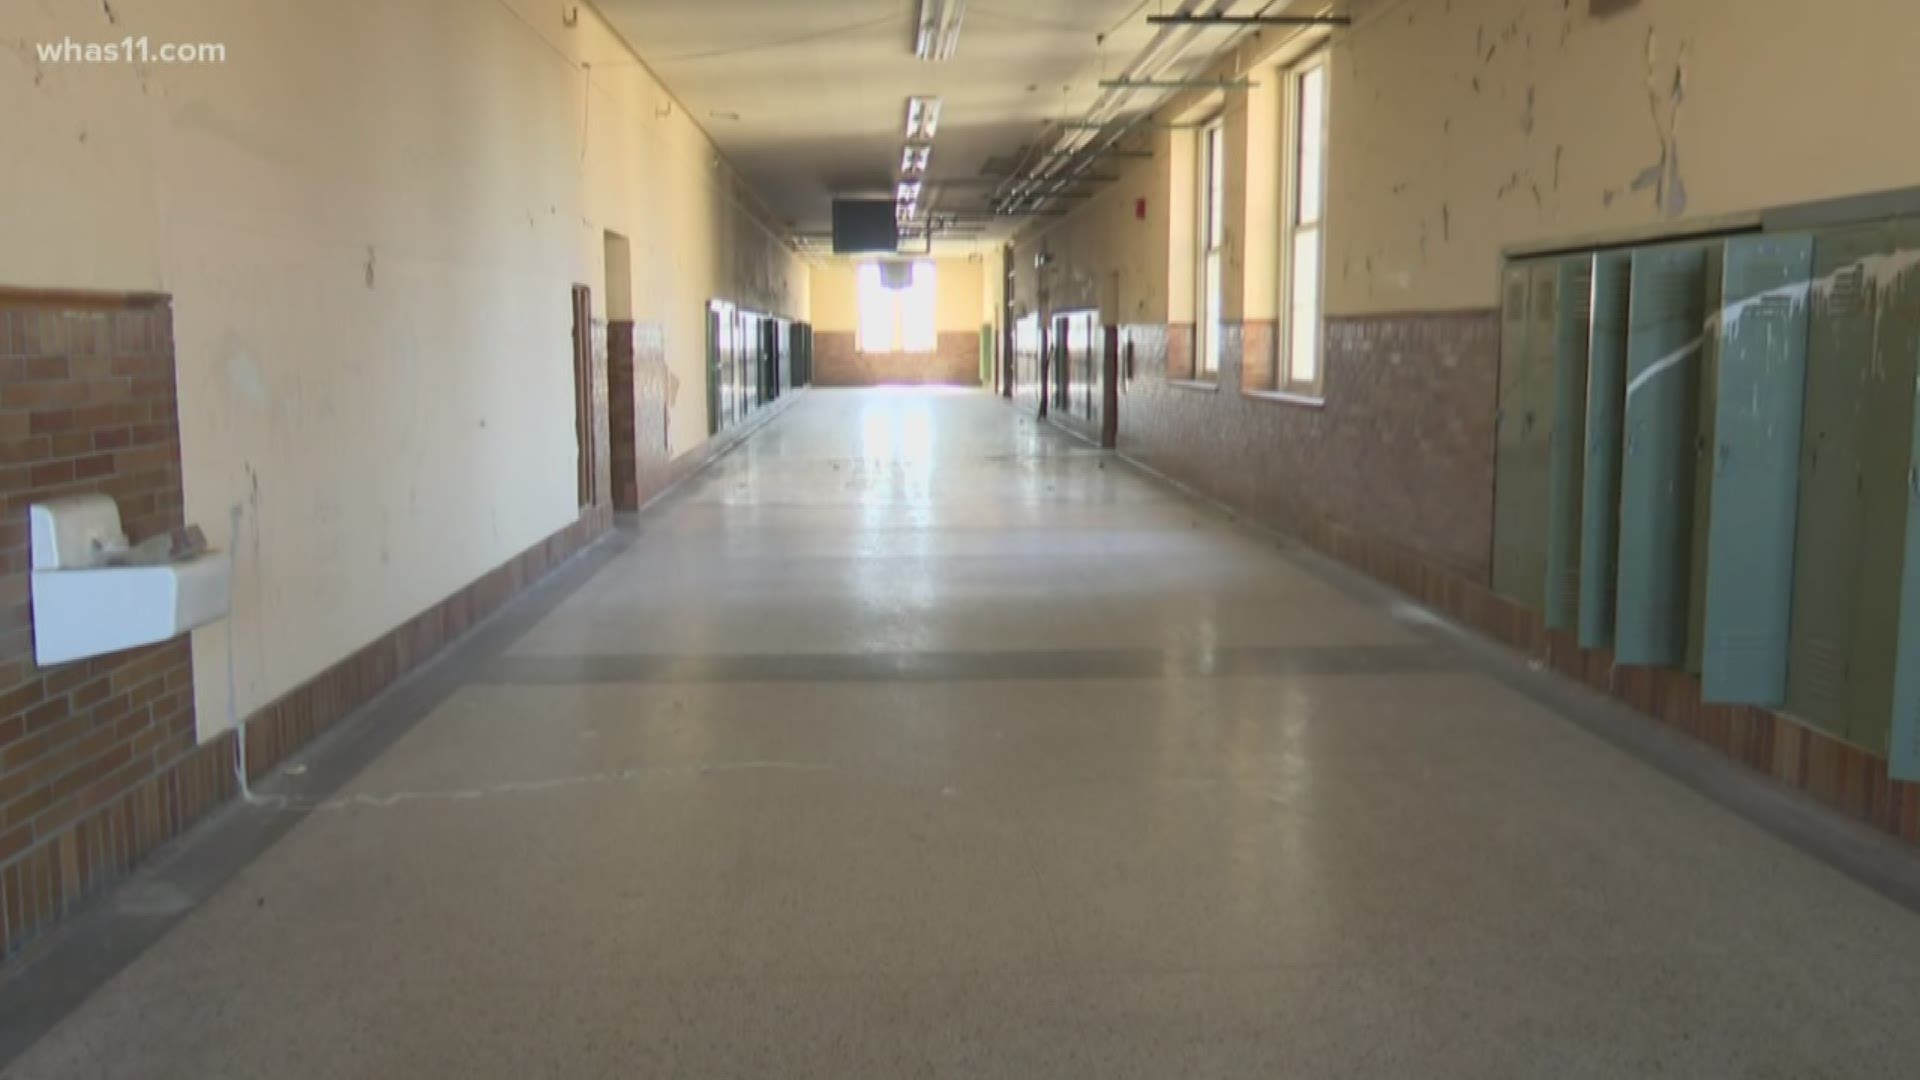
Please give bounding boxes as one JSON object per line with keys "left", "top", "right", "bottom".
{"left": 595, "top": 0, "right": 1298, "bottom": 250}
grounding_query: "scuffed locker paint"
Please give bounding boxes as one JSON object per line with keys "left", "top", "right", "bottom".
{"left": 1892, "top": 254, "right": 1920, "bottom": 778}
{"left": 1685, "top": 243, "right": 1725, "bottom": 675}
{"left": 1545, "top": 256, "right": 1594, "bottom": 631}
{"left": 1492, "top": 262, "right": 1557, "bottom": 611}
{"left": 1702, "top": 235, "right": 1813, "bottom": 705}
{"left": 1579, "top": 251, "right": 1633, "bottom": 650}
{"left": 1786, "top": 224, "right": 1920, "bottom": 754}
{"left": 1615, "top": 244, "right": 1708, "bottom": 667}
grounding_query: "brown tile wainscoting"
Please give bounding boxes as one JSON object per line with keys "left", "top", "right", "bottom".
{"left": 1118, "top": 314, "right": 1498, "bottom": 582}
{"left": 814, "top": 331, "right": 981, "bottom": 387}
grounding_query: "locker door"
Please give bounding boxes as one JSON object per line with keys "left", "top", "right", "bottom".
{"left": 1852, "top": 223, "right": 1920, "bottom": 753}
{"left": 1701, "top": 235, "right": 1813, "bottom": 704}
{"left": 1685, "top": 243, "right": 1726, "bottom": 674}
{"left": 1492, "top": 263, "right": 1554, "bottom": 610}
{"left": 1787, "top": 225, "right": 1893, "bottom": 743}
{"left": 1616, "top": 245, "right": 1709, "bottom": 667}
{"left": 1579, "top": 252, "right": 1632, "bottom": 649}
{"left": 1893, "top": 230, "right": 1920, "bottom": 776}
{"left": 705, "top": 302, "right": 726, "bottom": 436}
{"left": 1545, "top": 256, "right": 1594, "bottom": 631}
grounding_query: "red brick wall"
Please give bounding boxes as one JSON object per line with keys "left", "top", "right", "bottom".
{"left": 1117, "top": 313, "right": 1499, "bottom": 582}
{"left": 814, "top": 330, "right": 980, "bottom": 387}
{"left": 608, "top": 321, "right": 675, "bottom": 511}
{"left": 0, "top": 291, "right": 201, "bottom": 957}
{"left": 607, "top": 320, "right": 637, "bottom": 510}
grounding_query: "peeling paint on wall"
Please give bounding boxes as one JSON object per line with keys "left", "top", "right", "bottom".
{"left": 1631, "top": 30, "right": 1690, "bottom": 218}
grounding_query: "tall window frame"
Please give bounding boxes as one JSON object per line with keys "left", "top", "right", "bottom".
{"left": 857, "top": 260, "right": 938, "bottom": 354}
{"left": 1278, "top": 55, "right": 1329, "bottom": 395}
{"left": 1195, "top": 114, "right": 1226, "bottom": 379}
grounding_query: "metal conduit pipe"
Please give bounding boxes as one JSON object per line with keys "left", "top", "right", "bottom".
{"left": 995, "top": 0, "right": 1303, "bottom": 217}
{"left": 993, "top": 9, "right": 1232, "bottom": 214}
{"left": 989, "top": 0, "right": 1205, "bottom": 212}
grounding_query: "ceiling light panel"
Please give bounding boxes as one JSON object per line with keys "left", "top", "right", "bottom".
{"left": 901, "top": 145, "right": 932, "bottom": 174}
{"left": 905, "top": 97, "right": 941, "bottom": 140}
{"left": 914, "top": 0, "right": 966, "bottom": 61}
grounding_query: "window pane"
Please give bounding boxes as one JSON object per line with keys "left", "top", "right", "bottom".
{"left": 1207, "top": 125, "right": 1226, "bottom": 249}
{"left": 857, "top": 263, "right": 894, "bottom": 353}
{"left": 1297, "top": 65, "right": 1325, "bottom": 226}
{"left": 903, "top": 260, "right": 937, "bottom": 353}
{"left": 1289, "top": 227, "right": 1321, "bottom": 384}
{"left": 1202, "top": 252, "right": 1222, "bottom": 374}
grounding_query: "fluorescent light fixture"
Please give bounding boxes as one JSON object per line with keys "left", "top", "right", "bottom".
{"left": 901, "top": 144, "right": 932, "bottom": 174}
{"left": 896, "top": 181, "right": 923, "bottom": 204}
{"left": 905, "top": 96, "right": 941, "bottom": 140}
{"left": 914, "top": 0, "right": 966, "bottom": 61}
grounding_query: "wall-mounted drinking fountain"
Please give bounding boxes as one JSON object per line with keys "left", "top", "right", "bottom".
{"left": 28, "top": 494, "right": 232, "bottom": 666}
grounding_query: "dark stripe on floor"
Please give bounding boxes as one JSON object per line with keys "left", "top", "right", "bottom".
{"left": 476, "top": 642, "right": 1460, "bottom": 685}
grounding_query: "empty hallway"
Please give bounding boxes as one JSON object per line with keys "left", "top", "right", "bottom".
{"left": 7, "top": 388, "right": 1920, "bottom": 1076}
{"left": 11, "top": 0, "right": 1920, "bottom": 1073}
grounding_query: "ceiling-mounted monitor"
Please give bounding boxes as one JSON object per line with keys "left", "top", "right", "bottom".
{"left": 832, "top": 200, "right": 899, "bottom": 255}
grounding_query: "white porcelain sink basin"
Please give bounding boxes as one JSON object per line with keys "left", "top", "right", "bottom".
{"left": 31, "top": 555, "right": 232, "bottom": 665}
{"left": 27, "top": 495, "right": 232, "bottom": 666}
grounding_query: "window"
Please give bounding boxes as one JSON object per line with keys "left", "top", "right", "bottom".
{"left": 857, "top": 260, "right": 938, "bottom": 353}
{"left": 1280, "top": 58, "right": 1328, "bottom": 394}
{"left": 1195, "top": 116, "right": 1226, "bottom": 379}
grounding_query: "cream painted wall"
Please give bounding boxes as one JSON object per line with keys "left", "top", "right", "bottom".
{"left": 1326, "top": 0, "right": 1920, "bottom": 313}
{"left": 809, "top": 257, "right": 987, "bottom": 334}
{"left": 1017, "top": 0, "right": 1920, "bottom": 318}
{"left": 0, "top": 0, "right": 804, "bottom": 740}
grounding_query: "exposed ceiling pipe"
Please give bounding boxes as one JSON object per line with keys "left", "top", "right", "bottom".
{"left": 993, "top": 0, "right": 1258, "bottom": 215}
{"left": 989, "top": 0, "right": 1204, "bottom": 212}
{"left": 1147, "top": 11, "right": 1348, "bottom": 25}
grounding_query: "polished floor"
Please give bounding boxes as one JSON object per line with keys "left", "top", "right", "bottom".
{"left": 10, "top": 388, "right": 1920, "bottom": 1077}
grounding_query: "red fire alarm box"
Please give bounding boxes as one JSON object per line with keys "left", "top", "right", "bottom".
{"left": 1134, "top": 197, "right": 1147, "bottom": 221}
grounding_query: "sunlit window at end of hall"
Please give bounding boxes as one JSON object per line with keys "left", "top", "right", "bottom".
{"left": 857, "top": 260, "right": 937, "bottom": 354}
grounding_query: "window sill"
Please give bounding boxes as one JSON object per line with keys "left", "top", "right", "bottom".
{"left": 1166, "top": 379, "right": 1221, "bottom": 393}
{"left": 1242, "top": 388, "right": 1326, "bottom": 409}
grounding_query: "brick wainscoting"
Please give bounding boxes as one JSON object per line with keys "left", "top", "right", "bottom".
{"left": 1103, "top": 313, "right": 1920, "bottom": 846}
{"left": 0, "top": 289, "right": 616, "bottom": 962}
{"left": 1119, "top": 313, "right": 1498, "bottom": 581}
{"left": 814, "top": 330, "right": 981, "bottom": 387}
{"left": 607, "top": 321, "right": 676, "bottom": 511}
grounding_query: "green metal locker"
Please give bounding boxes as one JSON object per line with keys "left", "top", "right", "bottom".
{"left": 705, "top": 302, "right": 724, "bottom": 436}
{"left": 1786, "top": 223, "right": 1920, "bottom": 754}
{"left": 1685, "top": 244, "right": 1725, "bottom": 675}
{"left": 1893, "top": 266, "right": 1920, "bottom": 778}
{"left": 1616, "top": 245, "right": 1709, "bottom": 667}
{"left": 1701, "top": 235, "right": 1814, "bottom": 705}
{"left": 1860, "top": 223, "right": 1920, "bottom": 755}
{"left": 1579, "top": 252, "right": 1633, "bottom": 650}
{"left": 1546, "top": 256, "right": 1594, "bottom": 631}
{"left": 1492, "top": 262, "right": 1557, "bottom": 611}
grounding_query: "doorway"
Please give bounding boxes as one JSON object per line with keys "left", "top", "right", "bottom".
{"left": 569, "top": 283, "right": 599, "bottom": 509}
